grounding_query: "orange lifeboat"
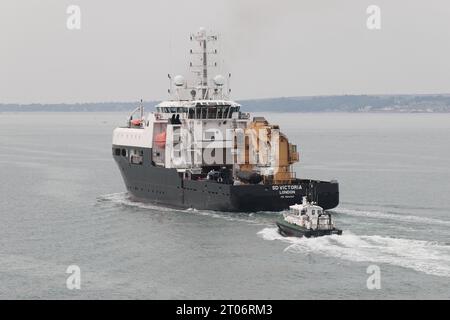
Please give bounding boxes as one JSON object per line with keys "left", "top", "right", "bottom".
{"left": 154, "top": 131, "right": 166, "bottom": 148}
{"left": 131, "top": 119, "right": 142, "bottom": 126}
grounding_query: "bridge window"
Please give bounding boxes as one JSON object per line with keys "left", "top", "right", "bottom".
{"left": 223, "top": 106, "right": 229, "bottom": 118}
{"left": 201, "top": 107, "right": 207, "bottom": 119}
{"left": 217, "top": 107, "right": 224, "bottom": 119}
{"left": 188, "top": 108, "right": 195, "bottom": 119}
{"left": 208, "top": 107, "right": 217, "bottom": 119}
{"left": 185, "top": 104, "right": 238, "bottom": 119}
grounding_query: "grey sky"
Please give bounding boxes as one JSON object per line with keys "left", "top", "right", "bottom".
{"left": 1, "top": 0, "right": 450, "bottom": 104}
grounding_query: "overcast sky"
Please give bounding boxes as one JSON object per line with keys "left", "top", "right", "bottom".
{"left": 1, "top": 0, "right": 450, "bottom": 104}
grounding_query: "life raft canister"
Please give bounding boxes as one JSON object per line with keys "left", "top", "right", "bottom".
{"left": 154, "top": 131, "right": 166, "bottom": 148}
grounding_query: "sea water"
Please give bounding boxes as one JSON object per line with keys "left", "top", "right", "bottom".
{"left": 0, "top": 112, "right": 449, "bottom": 299}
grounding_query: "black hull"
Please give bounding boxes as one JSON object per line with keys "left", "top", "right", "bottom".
{"left": 113, "top": 145, "right": 339, "bottom": 212}
{"left": 276, "top": 220, "right": 343, "bottom": 238}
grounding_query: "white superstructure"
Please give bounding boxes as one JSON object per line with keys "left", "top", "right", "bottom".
{"left": 112, "top": 28, "right": 299, "bottom": 185}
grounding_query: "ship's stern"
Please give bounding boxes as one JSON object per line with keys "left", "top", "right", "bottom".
{"left": 229, "top": 180, "right": 339, "bottom": 212}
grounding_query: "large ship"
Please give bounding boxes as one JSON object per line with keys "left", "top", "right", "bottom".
{"left": 112, "top": 28, "right": 339, "bottom": 212}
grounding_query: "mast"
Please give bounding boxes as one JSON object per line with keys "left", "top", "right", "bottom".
{"left": 201, "top": 36, "right": 208, "bottom": 99}
{"left": 190, "top": 27, "right": 218, "bottom": 100}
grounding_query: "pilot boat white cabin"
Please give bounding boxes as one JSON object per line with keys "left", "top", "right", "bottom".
{"left": 285, "top": 197, "right": 336, "bottom": 231}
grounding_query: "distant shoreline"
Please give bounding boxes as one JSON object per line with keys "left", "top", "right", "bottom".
{"left": 1, "top": 94, "right": 450, "bottom": 113}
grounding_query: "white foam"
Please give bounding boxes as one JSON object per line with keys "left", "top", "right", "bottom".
{"left": 185, "top": 209, "right": 269, "bottom": 225}
{"left": 257, "top": 228, "right": 450, "bottom": 278}
{"left": 334, "top": 208, "right": 450, "bottom": 226}
{"left": 97, "top": 192, "right": 181, "bottom": 212}
{"left": 97, "top": 192, "right": 271, "bottom": 225}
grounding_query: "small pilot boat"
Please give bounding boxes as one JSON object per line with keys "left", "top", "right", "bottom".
{"left": 276, "top": 197, "right": 342, "bottom": 238}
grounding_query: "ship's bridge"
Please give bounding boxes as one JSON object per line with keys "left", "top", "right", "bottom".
{"left": 155, "top": 100, "right": 245, "bottom": 120}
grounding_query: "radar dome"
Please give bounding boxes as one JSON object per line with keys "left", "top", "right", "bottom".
{"left": 173, "top": 75, "right": 185, "bottom": 87}
{"left": 213, "top": 75, "right": 225, "bottom": 86}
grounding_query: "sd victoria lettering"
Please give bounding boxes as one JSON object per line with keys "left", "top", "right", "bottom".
{"left": 272, "top": 185, "right": 302, "bottom": 191}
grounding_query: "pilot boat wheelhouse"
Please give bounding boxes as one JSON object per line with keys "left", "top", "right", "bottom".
{"left": 276, "top": 197, "right": 342, "bottom": 237}
{"left": 112, "top": 28, "right": 339, "bottom": 212}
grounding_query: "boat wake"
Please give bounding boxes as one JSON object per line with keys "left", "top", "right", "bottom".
{"left": 96, "top": 192, "right": 273, "bottom": 225}
{"left": 257, "top": 227, "right": 450, "bottom": 278}
{"left": 333, "top": 208, "right": 450, "bottom": 226}
{"left": 97, "top": 192, "right": 180, "bottom": 212}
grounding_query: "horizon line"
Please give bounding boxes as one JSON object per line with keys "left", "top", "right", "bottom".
{"left": 2, "top": 92, "right": 450, "bottom": 106}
